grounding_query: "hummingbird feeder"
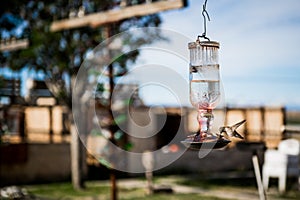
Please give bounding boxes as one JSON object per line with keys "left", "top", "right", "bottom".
{"left": 181, "top": 0, "right": 239, "bottom": 150}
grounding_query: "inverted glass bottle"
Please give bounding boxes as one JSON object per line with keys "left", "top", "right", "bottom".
{"left": 189, "top": 41, "right": 220, "bottom": 141}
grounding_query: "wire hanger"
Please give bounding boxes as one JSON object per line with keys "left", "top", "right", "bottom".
{"left": 197, "top": 0, "right": 210, "bottom": 42}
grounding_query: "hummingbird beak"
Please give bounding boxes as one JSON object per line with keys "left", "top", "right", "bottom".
{"left": 219, "top": 126, "right": 225, "bottom": 133}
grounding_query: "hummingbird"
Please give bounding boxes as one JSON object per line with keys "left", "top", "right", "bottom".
{"left": 217, "top": 119, "right": 246, "bottom": 139}
{"left": 187, "top": 119, "right": 246, "bottom": 142}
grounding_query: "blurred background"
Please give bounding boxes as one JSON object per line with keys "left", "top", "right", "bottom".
{"left": 1, "top": 0, "right": 300, "bottom": 199}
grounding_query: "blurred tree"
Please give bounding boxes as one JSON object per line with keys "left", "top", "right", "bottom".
{"left": 0, "top": 0, "right": 163, "bottom": 196}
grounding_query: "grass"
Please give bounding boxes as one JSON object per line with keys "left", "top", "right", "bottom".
{"left": 175, "top": 176, "right": 300, "bottom": 200}
{"left": 25, "top": 181, "right": 110, "bottom": 199}
{"left": 24, "top": 180, "right": 225, "bottom": 200}
{"left": 176, "top": 176, "right": 257, "bottom": 190}
{"left": 22, "top": 175, "right": 300, "bottom": 200}
{"left": 123, "top": 194, "right": 225, "bottom": 200}
{"left": 150, "top": 175, "right": 300, "bottom": 200}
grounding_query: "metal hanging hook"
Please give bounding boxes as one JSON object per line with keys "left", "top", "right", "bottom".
{"left": 197, "top": 0, "right": 211, "bottom": 42}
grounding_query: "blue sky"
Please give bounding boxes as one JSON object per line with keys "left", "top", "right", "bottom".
{"left": 132, "top": 0, "right": 300, "bottom": 108}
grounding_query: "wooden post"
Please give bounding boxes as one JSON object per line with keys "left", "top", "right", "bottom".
{"left": 19, "top": 108, "right": 26, "bottom": 143}
{"left": 142, "top": 151, "right": 154, "bottom": 195}
{"left": 106, "top": 24, "right": 118, "bottom": 200}
{"left": 110, "top": 169, "right": 118, "bottom": 200}
{"left": 252, "top": 154, "right": 266, "bottom": 200}
{"left": 48, "top": 106, "right": 53, "bottom": 143}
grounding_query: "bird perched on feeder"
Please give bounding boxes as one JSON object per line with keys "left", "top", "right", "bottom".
{"left": 185, "top": 119, "right": 246, "bottom": 143}
{"left": 217, "top": 119, "right": 246, "bottom": 139}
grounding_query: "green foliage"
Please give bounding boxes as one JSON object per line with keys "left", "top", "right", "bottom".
{"left": 90, "top": 128, "right": 102, "bottom": 136}
{"left": 98, "top": 157, "right": 113, "bottom": 169}
{"left": 124, "top": 142, "right": 134, "bottom": 151}
{"left": 1, "top": 0, "right": 163, "bottom": 108}
{"left": 113, "top": 114, "right": 127, "bottom": 125}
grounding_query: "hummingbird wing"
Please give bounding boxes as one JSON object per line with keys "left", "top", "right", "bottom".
{"left": 231, "top": 119, "right": 246, "bottom": 131}
{"left": 233, "top": 130, "right": 244, "bottom": 139}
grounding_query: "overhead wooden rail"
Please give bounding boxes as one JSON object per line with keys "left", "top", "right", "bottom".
{"left": 0, "top": 38, "right": 29, "bottom": 52}
{"left": 50, "top": 0, "right": 187, "bottom": 32}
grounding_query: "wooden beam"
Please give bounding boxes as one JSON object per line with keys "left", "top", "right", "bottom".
{"left": 50, "top": 0, "right": 185, "bottom": 32}
{"left": 0, "top": 39, "right": 29, "bottom": 52}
